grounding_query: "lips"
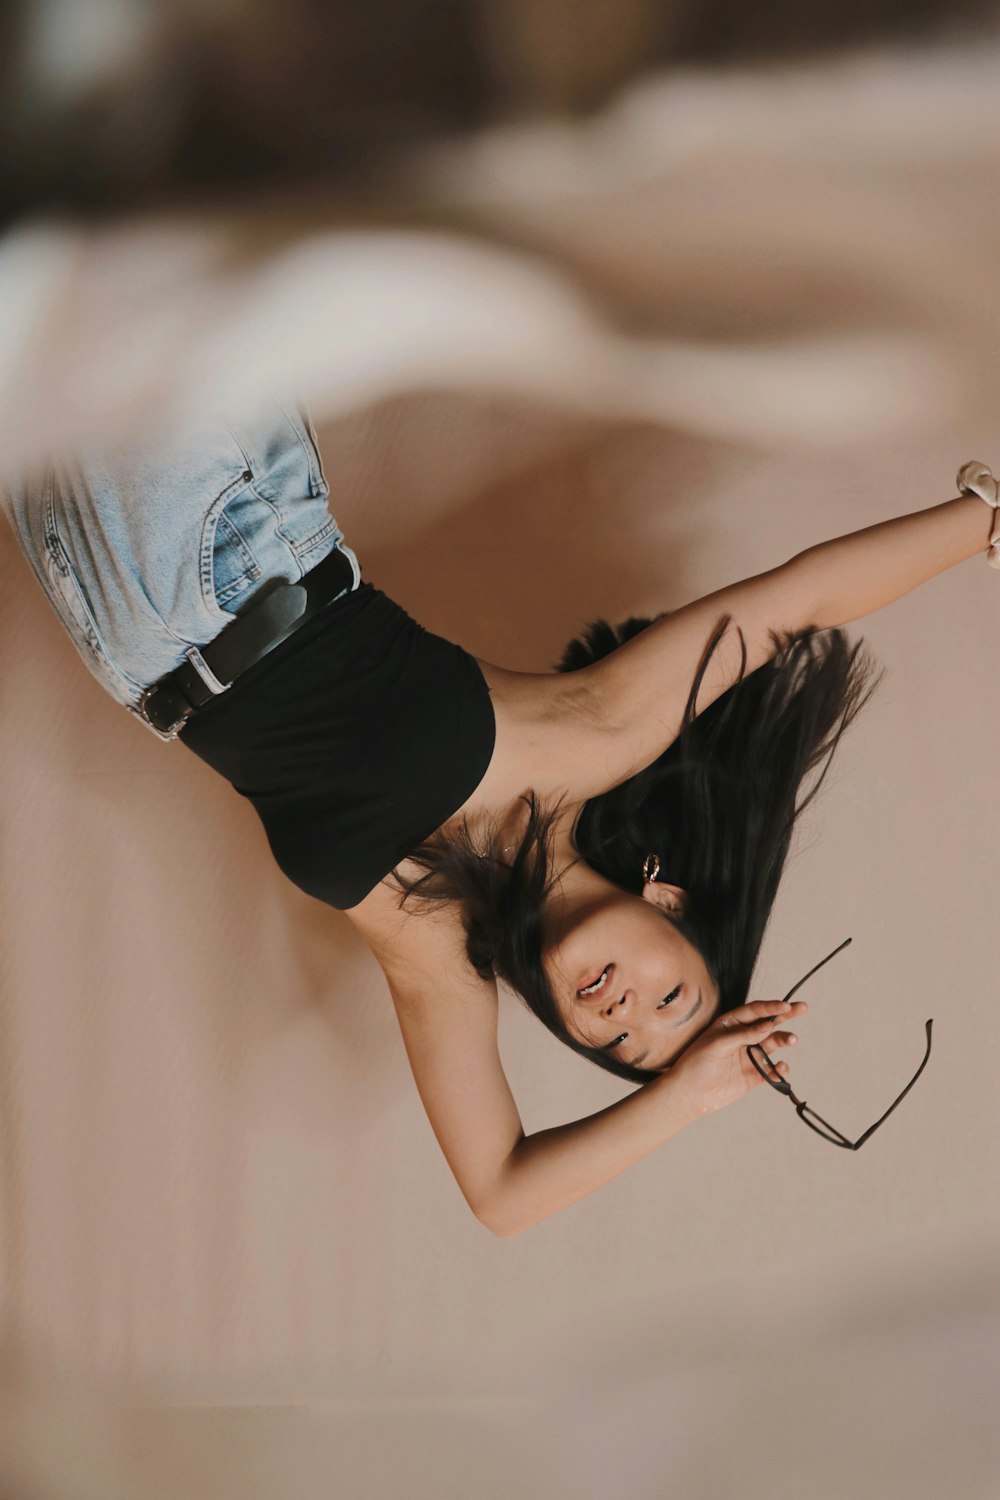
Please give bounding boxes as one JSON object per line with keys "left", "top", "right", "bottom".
{"left": 577, "top": 962, "right": 613, "bottom": 995}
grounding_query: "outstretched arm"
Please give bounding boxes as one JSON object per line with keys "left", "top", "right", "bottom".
{"left": 788, "top": 487, "right": 996, "bottom": 629}
{"left": 568, "top": 486, "right": 996, "bottom": 792}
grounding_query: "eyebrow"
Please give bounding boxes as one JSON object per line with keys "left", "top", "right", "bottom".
{"left": 671, "top": 987, "right": 703, "bottom": 1029}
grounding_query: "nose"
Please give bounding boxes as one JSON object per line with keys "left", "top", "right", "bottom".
{"left": 603, "top": 989, "right": 632, "bottom": 1020}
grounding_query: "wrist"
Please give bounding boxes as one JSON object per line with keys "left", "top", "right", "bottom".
{"left": 649, "top": 1065, "right": 703, "bottom": 1129}
{"left": 956, "top": 460, "right": 1000, "bottom": 568}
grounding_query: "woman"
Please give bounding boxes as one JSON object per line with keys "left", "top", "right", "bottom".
{"left": 4, "top": 398, "right": 998, "bottom": 1235}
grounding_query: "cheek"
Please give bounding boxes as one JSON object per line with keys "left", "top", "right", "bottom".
{"left": 541, "top": 960, "right": 573, "bottom": 1025}
{"left": 541, "top": 952, "right": 562, "bottom": 994}
{"left": 542, "top": 938, "right": 585, "bottom": 997}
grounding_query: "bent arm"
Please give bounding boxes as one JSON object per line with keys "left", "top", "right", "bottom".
{"left": 373, "top": 904, "right": 698, "bottom": 1236}
{"left": 376, "top": 905, "right": 813, "bottom": 1234}
{"left": 485, "top": 1074, "right": 696, "bottom": 1237}
{"left": 395, "top": 957, "right": 698, "bottom": 1236}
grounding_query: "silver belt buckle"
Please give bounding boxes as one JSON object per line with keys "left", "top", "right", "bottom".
{"left": 130, "top": 689, "right": 187, "bottom": 742}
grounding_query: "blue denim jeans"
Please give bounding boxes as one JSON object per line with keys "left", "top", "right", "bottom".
{"left": 1, "top": 399, "right": 361, "bottom": 736}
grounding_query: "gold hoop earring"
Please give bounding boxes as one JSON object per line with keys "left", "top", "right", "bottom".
{"left": 642, "top": 853, "right": 661, "bottom": 884}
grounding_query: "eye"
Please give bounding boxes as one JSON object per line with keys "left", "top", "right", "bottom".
{"left": 605, "top": 984, "right": 685, "bottom": 1057}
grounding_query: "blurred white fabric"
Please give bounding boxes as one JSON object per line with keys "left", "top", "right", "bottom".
{"left": 2, "top": 44, "right": 999, "bottom": 483}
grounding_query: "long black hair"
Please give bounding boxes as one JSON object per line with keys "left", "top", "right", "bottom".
{"left": 394, "top": 611, "right": 882, "bottom": 1085}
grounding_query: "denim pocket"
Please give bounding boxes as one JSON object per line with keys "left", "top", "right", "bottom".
{"left": 203, "top": 480, "right": 264, "bottom": 612}
{"left": 199, "top": 410, "right": 340, "bottom": 620}
{"left": 43, "top": 513, "right": 145, "bottom": 703}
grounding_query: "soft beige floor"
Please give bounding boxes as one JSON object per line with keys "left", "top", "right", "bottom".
{"left": 2, "top": 43, "right": 1000, "bottom": 1500}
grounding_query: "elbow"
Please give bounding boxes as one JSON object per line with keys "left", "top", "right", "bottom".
{"left": 472, "top": 1192, "right": 530, "bottom": 1239}
{"left": 468, "top": 1151, "right": 542, "bottom": 1237}
{"left": 474, "top": 1203, "right": 521, "bottom": 1239}
{"left": 481, "top": 1217, "right": 521, "bottom": 1239}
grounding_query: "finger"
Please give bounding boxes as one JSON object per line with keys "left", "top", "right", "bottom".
{"left": 719, "top": 1011, "right": 786, "bottom": 1034}
{"left": 716, "top": 1002, "right": 779, "bottom": 1026}
{"left": 722, "top": 999, "right": 807, "bottom": 1025}
{"left": 715, "top": 1013, "right": 783, "bottom": 1047}
{"left": 756, "top": 1042, "right": 792, "bottom": 1064}
{"left": 762, "top": 1059, "right": 791, "bottom": 1078}
{"left": 753, "top": 1048, "right": 791, "bottom": 1078}
{"left": 722, "top": 1000, "right": 785, "bottom": 1022}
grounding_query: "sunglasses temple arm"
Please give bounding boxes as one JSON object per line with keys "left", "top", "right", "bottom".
{"left": 847, "top": 1018, "right": 935, "bottom": 1150}
{"left": 781, "top": 936, "right": 853, "bottom": 1004}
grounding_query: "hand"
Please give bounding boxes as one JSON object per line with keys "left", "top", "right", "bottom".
{"left": 669, "top": 998, "right": 807, "bottom": 1121}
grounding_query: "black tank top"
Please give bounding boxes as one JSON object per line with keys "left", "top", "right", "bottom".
{"left": 179, "top": 582, "right": 497, "bottom": 909}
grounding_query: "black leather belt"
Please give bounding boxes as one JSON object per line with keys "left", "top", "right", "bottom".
{"left": 134, "top": 545, "right": 356, "bottom": 739}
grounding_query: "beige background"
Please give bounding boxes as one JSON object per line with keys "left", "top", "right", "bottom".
{"left": 2, "top": 42, "right": 1000, "bottom": 1500}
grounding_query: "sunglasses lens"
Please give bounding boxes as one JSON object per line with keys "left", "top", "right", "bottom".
{"left": 799, "top": 1109, "right": 852, "bottom": 1146}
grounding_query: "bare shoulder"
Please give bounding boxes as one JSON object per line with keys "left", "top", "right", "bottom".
{"left": 347, "top": 875, "right": 480, "bottom": 994}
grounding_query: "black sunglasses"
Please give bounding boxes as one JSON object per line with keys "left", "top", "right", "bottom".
{"left": 747, "top": 937, "right": 934, "bottom": 1149}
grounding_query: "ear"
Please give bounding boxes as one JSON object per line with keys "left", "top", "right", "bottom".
{"left": 640, "top": 880, "right": 688, "bottom": 916}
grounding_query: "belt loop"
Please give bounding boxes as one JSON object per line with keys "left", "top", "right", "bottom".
{"left": 339, "top": 541, "right": 362, "bottom": 592}
{"left": 184, "top": 646, "right": 231, "bottom": 695}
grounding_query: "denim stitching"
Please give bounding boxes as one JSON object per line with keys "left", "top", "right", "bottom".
{"left": 278, "top": 399, "right": 326, "bottom": 498}
{"left": 42, "top": 504, "right": 146, "bottom": 694}
{"left": 241, "top": 482, "right": 315, "bottom": 581}
{"left": 213, "top": 512, "right": 262, "bottom": 606}
{"left": 198, "top": 473, "right": 261, "bottom": 617}
{"left": 294, "top": 516, "right": 339, "bottom": 564}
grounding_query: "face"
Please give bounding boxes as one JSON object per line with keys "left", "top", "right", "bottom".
{"left": 542, "top": 867, "right": 720, "bottom": 1072}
